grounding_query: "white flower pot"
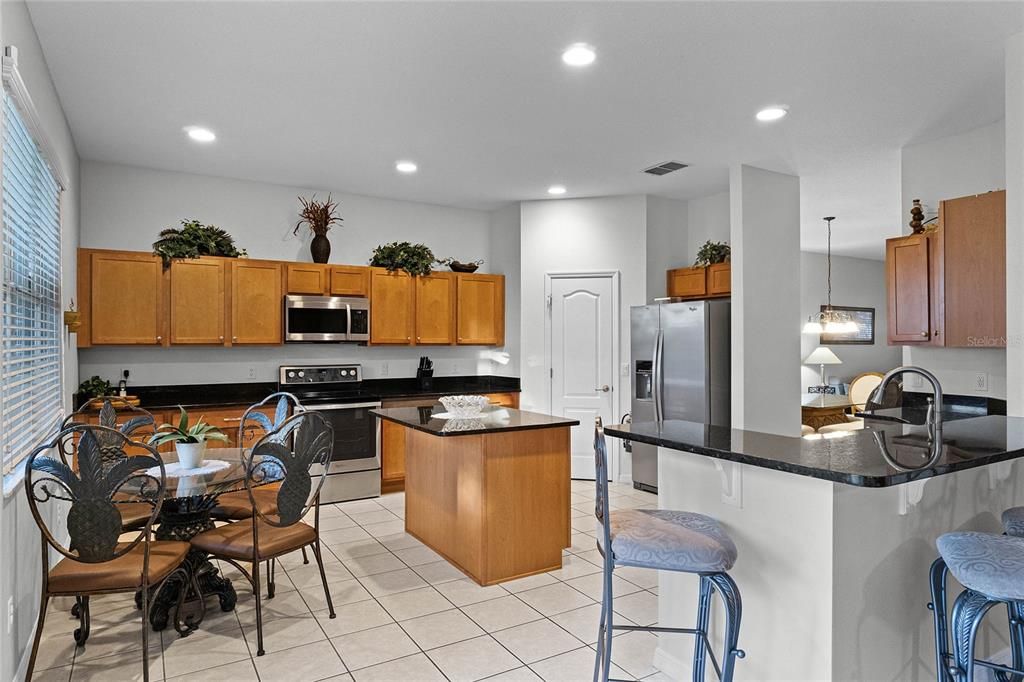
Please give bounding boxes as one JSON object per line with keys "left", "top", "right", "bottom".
{"left": 175, "top": 441, "right": 207, "bottom": 470}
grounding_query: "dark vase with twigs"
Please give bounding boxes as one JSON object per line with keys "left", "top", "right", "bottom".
{"left": 295, "top": 194, "right": 343, "bottom": 263}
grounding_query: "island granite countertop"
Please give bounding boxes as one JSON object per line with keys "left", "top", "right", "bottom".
{"left": 373, "top": 404, "right": 579, "bottom": 436}
{"left": 604, "top": 414, "right": 1024, "bottom": 487}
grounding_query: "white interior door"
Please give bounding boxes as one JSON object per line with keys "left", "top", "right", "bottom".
{"left": 548, "top": 273, "right": 616, "bottom": 479}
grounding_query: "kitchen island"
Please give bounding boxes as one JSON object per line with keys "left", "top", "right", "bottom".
{"left": 604, "top": 415, "right": 1024, "bottom": 681}
{"left": 373, "top": 405, "right": 579, "bottom": 585}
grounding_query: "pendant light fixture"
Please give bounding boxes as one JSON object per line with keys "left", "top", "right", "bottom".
{"left": 803, "top": 217, "right": 859, "bottom": 334}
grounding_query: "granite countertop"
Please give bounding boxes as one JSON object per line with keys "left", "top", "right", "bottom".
{"left": 373, "top": 404, "right": 579, "bottom": 437}
{"left": 604, "top": 415, "right": 1024, "bottom": 487}
{"left": 82, "top": 375, "right": 521, "bottom": 411}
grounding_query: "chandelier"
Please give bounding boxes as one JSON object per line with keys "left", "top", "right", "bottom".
{"left": 803, "top": 216, "right": 859, "bottom": 334}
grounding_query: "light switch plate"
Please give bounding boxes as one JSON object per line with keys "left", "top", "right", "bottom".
{"left": 621, "top": 362, "right": 630, "bottom": 377}
{"left": 974, "top": 372, "right": 989, "bottom": 392}
{"left": 380, "top": 362, "right": 389, "bottom": 377}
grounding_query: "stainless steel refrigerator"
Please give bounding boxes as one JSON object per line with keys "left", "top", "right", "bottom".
{"left": 629, "top": 299, "right": 731, "bottom": 492}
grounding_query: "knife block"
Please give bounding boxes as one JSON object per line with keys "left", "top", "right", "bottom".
{"left": 417, "top": 368, "right": 434, "bottom": 391}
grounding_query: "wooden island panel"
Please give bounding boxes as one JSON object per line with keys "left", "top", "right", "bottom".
{"left": 403, "top": 425, "right": 571, "bottom": 585}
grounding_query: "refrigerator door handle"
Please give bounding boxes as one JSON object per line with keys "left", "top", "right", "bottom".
{"left": 653, "top": 329, "right": 664, "bottom": 422}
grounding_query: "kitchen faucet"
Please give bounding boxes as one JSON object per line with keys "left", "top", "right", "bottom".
{"left": 869, "top": 366, "right": 944, "bottom": 470}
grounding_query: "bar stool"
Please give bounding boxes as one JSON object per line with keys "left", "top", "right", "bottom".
{"left": 929, "top": 532, "right": 1024, "bottom": 682}
{"left": 592, "top": 418, "right": 744, "bottom": 682}
{"left": 1002, "top": 507, "right": 1024, "bottom": 538}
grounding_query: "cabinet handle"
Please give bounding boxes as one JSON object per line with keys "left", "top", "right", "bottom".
{"left": 222, "top": 417, "right": 242, "bottom": 422}
{"left": 407, "top": 336, "right": 411, "bottom": 341}
{"left": 232, "top": 336, "right": 238, "bottom": 342}
{"left": 156, "top": 336, "right": 162, "bottom": 342}
{"left": 934, "top": 330, "right": 940, "bottom": 336}
{"left": 920, "top": 331, "right": 929, "bottom": 337}
{"left": 417, "top": 336, "right": 421, "bottom": 341}
{"left": 219, "top": 335, "right": 224, "bottom": 341}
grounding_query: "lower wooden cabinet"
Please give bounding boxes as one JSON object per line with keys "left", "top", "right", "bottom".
{"left": 230, "top": 261, "right": 283, "bottom": 344}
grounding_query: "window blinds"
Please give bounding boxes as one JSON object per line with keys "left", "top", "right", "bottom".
{"left": 1, "top": 90, "right": 62, "bottom": 473}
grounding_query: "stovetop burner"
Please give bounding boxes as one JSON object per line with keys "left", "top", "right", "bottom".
{"left": 278, "top": 364, "right": 377, "bottom": 404}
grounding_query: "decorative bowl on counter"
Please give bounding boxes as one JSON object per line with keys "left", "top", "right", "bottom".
{"left": 439, "top": 394, "right": 490, "bottom": 419}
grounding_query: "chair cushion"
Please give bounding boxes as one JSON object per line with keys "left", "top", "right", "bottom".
{"left": 817, "top": 419, "right": 864, "bottom": 434}
{"left": 599, "top": 508, "right": 737, "bottom": 573}
{"left": 1003, "top": 507, "right": 1024, "bottom": 538}
{"left": 190, "top": 519, "right": 316, "bottom": 561}
{"left": 210, "top": 487, "right": 279, "bottom": 521}
{"left": 48, "top": 541, "right": 189, "bottom": 594}
{"left": 937, "top": 532, "right": 1024, "bottom": 601}
{"left": 801, "top": 424, "right": 816, "bottom": 436}
{"left": 118, "top": 502, "right": 155, "bottom": 530}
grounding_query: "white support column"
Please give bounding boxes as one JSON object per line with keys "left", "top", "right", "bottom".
{"left": 729, "top": 165, "right": 802, "bottom": 435}
{"left": 1007, "top": 33, "right": 1024, "bottom": 416}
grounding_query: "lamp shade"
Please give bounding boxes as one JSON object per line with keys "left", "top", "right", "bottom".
{"left": 804, "top": 347, "right": 842, "bottom": 366}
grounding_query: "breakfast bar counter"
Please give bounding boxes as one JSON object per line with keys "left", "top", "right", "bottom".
{"left": 373, "top": 405, "right": 579, "bottom": 585}
{"left": 604, "top": 416, "right": 1024, "bottom": 681}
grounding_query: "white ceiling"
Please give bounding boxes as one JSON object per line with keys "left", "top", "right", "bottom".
{"left": 27, "top": 1, "right": 1023, "bottom": 259}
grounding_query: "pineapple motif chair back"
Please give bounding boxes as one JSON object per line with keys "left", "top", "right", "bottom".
{"left": 244, "top": 411, "right": 333, "bottom": 528}
{"left": 59, "top": 398, "right": 157, "bottom": 468}
{"left": 240, "top": 392, "right": 305, "bottom": 448}
{"left": 25, "top": 424, "right": 166, "bottom": 565}
{"left": 593, "top": 416, "right": 613, "bottom": 558}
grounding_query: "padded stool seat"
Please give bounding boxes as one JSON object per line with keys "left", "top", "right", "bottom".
{"left": 1003, "top": 507, "right": 1024, "bottom": 538}
{"left": 210, "top": 487, "right": 279, "bottom": 521}
{"left": 937, "top": 532, "right": 1024, "bottom": 601}
{"left": 599, "top": 508, "right": 737, "bottom": 573}
{"left": 48, "top": 541, "right": 189, "bottom": 594}
{"left": 117, "top": 501, "right": 155, "bottom": 530}
{"left": 191, "top": 519, "right": 316, "bottom": 561}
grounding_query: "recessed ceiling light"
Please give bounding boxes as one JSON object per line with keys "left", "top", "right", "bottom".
{"left": 184, "top": 126, "right": 216, "bottom": 142}
{"left": 561, "top": 43, "right": 596, "bottom": 67}
{"left": 395, "top": 160, "right": 418, "bottom": 174}
{"left": 755, "top": 106, "right": 788, "bottom": 122}
{"left": 548, "top": 185, "right": 567, "bottom": 195}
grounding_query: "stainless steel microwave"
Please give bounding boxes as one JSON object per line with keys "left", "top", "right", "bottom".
{"left": 284, "top": 295, "right": 370, "bottom": 342}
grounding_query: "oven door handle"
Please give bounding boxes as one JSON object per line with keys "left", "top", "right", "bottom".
{"left": 306, "top": 402, "right": 382, "bottom": 410}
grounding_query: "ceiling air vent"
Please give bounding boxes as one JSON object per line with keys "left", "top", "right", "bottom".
{"left": 643, "top": 161, "right": 688, "bottom": 176}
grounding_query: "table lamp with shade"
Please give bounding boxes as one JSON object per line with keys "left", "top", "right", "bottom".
{"left": 804, "top": 347, "right": 842, "bottom": 386}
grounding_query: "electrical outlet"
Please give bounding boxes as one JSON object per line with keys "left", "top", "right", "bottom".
{"left": 380, "top": 362, "right": 389, "bottom": 377}
{"left": 974, "top": 372, "right": 989, "bottom": 392}
{"left": 452, "top": 361, "right": 460, "bottom": 374}
{"left": 247, "top": 366, "right": 257, "bottom": 380}
{"left": 7, "top": 596, "right": 13, "bottom": 630}
{"left": 909, "top": 373, "right": 923, "bottom": 388}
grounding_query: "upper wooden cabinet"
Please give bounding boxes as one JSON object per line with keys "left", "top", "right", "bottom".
{"left": 666, "top": 264, "right": 731, "bottom": 300}
{"left": 81, "top": 250, "right": 165, "bottom": 346}
{"left": 286, "top": 264, "right": 328, "bottom": 295}
{"left": 415, "top": 272, "right": 456, "bottom": 345}
{"left": 886, "top": 190, "right": 1005, "bottom": 347}
{"left": 330, "top": 266, "right": 370, "bottom": 296}
{"left": 169, "top": 258, "right": 226, "bottom": 344}
{"left": 456, "top": 273, "right": 505, "bottom": 345}
{"left": 230, "top": 260, "right": 282, "bottom": 344}
{"left": 370, "top": 268, "right": 415, "bottom": 344}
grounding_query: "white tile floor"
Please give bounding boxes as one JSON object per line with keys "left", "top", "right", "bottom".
{"left": 33, "top": 481, "right": 662, "bottom": 682}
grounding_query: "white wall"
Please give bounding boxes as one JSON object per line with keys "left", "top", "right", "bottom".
{"left": 487, "top": 202, "right": 521, "bottom": 377}
{"left": 900, "top": 120, "right": 1008, "bottom": 399}
{"left": 520, "top": 195, "right": 647, "bottom": 476}
{"left": 0, "top": 2, "right": 81, "bottom": 679}
{"left": 78, "top": 161, "right": 504, "bottom": 384}
{"left": 686, "top": 190, "right": 730, "bottom": 256}
{"left": 1006, "top": 33, "right": 1024, "bottom": 415}
{"left": 799, "top": 252, "right": 902, "bottom": 389}
{"left": 644, "top": 195, "right": 688, "bottom": 301}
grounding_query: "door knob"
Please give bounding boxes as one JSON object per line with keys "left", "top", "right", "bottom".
{"left": 596, "top": 385, "right": 611, "bottom": 392}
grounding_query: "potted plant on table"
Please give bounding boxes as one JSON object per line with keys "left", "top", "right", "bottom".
{"left": 149, "top": 406, "right": 229, "bottom": 469}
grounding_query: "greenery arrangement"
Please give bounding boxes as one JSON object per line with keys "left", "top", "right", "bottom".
{"left": 77, "top": 375, "right": 114, "bottom": 400}
{"left": 294, "top": 194, "right": 343, "bottom": 237}
{"left": 436, "top": 257, "right": 484, "bottom": 267}
{"left": 152, "top": 219, "right": 247, "bottom": 267}
{"left": 149, "top": 406, "right": 229, "bottom": 446}
{"left": 369, "top": 241, "right": 436, "bottom": 276}
{"left": 694, "top": 240, "right": 731, "bottom": 267}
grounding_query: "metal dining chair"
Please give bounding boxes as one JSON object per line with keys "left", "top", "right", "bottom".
{"left": 189, "top": 411, "right": 337, "bottom": 655}
{"left": 592, "top": 417, "right": 744, "bottom": 682}
{"left": 24, "top": 423, "right": 190, "bottom": 681}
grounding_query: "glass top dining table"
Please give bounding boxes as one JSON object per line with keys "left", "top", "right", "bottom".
{"left": 148, "top": 447, "right": 281, "bottom": 502}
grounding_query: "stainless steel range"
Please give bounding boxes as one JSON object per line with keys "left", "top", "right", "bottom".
{"left": 279, "top": 364, "right": 380, "bottom": 502}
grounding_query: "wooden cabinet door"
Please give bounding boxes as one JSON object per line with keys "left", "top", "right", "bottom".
{"left": 370, "top": 268, "right": 414, "bottom": 344}
{"left": 286, "top": 264, "right": 328, "bottom": 295}
{"left": 941, "top": 191, "right": 1006, "bottom": 347}
{"left": 456, "top": 273, "right": 505, "bottom": 345}
{"left": 330, "top": 266, "right": 369, "bottom": 296}
{"left": 485, "top": 392, "right": 520, "bottom": 408}
{"left": 170, "top": 258, "right": 226, "bottom": 344}
{"left": 230, "top": 261, "right": 282, "bottom": 344}
{"left": 666, "top": 267, "right": 707, "bottom": 298}
{"left": 89, "top": 251, "right": 165, "bottom": 344}
{"left": 380, "top": 419, "right": 407, "bottom": 491}
{"left": 415, "top": 272, "right": 456, "bottom": 344}
{"left": 707, "top": 263, "right": 731, "bottom": 296}
{"left": 886, "top": 235, "right": 932, "bottom": 343}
